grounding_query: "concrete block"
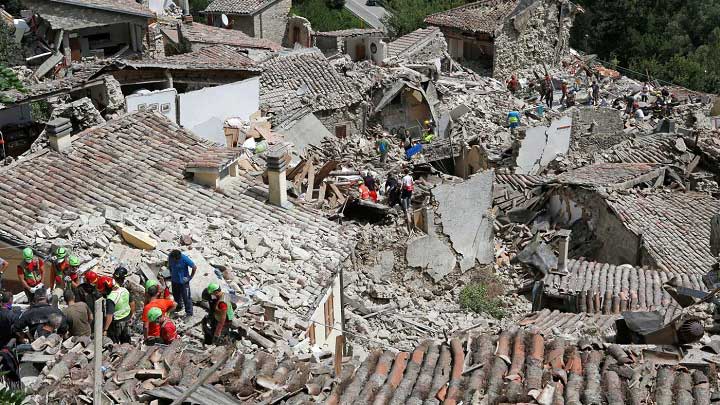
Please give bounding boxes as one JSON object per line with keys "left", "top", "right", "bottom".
{"left": 120, "top": 227, "right": 158, "bottom": 250}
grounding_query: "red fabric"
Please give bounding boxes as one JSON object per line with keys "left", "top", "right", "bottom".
{"left": 369, "top": 191, "right": 378, "bottom": 202}
{"left": 84, "top": 271, "right": 98, "bottom": 284}
{"left": 359, "top": 185, "right": 370, "bottom": 199}
{"left": 54, "top": 260, "right": 70, "bottom": 283}
{"left": 142, "top": 299, "right": 176, "bottom": 337}
{"left": 96, "top": 276, "right": 113, "bottom": 293}
{"left": 17, "top": 259, "right": 44, "bottom": 287}
{"left": 217, "top": 301, "right": 228, "bottom": 312}
{"left": 159, "top": 319, "right": 177, "bottom": 343}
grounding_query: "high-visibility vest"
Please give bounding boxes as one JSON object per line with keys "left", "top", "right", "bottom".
{"left": 21, "top": 260, "right": 42, "bottom": 285}
{"left": 213, "top": 294, "right": 234, "bottom": 322}
{"left": 108, "top": 287, "right": 131, "bottom": 320}
{"left": 509, "top": 115, "right": 519, "bottom": 124}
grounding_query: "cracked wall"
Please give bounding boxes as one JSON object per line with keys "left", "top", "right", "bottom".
{"left": 493, "top": 0, "right": 576, "bottom": 80}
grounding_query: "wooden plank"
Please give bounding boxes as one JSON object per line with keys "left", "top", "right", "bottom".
{"left": 316, "top": 182, "right": 326, "bottom": 207}
{"left": 314, "top": 160, "right": 339, "bottom": 188}
{"left": 334, "top": 335, "right": 345, "bottom": 377}
{"left": 306, "top": 163, "right": 315, "bottom": 202}
{"left": 328, "top": 183, "right": 346, "bottom": 204}
{"left": 286, "top": 159, "right": 306, "bottom": 181}
{"left": 293, "top": 161, "right": 311, "bottom": 191}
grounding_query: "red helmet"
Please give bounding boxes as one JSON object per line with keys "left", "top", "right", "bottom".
{"left": 85, "top": 271, "right": 98, "bottom": 285}
{"left": 97, "top": 276, "right": 114, "bottom": 293}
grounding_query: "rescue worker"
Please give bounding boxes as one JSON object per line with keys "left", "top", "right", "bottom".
{"left": 17, "top": 247, "right": 44, "bottom": 302}
{"left": 357, "top": 179, "right": 370, "bottom": 200}
{"left": 168, "top": 250, "right": 196, "bottom": 318}
{"left": 506, "top": 75, "right": 520, "bottom": 94}
{"left": 400, "top": 170, "right": 414, "bottom": 213}
{"left": 142, "top": 284, "right": 176, "bottom": 341}
{"left": 144, "top": 279, "right": 171, "bottom": 305}
{"left": 146, "top": 307, "right": 178, "bottom": 345}
{"left": 421, "top": 120, "right": 435, "bottom": 143}
{"left": 12, "top": 288, "right": 68, "bottom": 342}
{"left": 384, "top": 173, "right": 401, "bottom": 208}
{"left": 202, "top": 283, "right": 234, "bottom": 345}
{"left": 376, "top": 133, "right": 390, "bottom": 166}
{"left": 49, "top": 247, "right": 70, "bottom": 291}
{"left": 75, "top": 270, "right": 100, "bottom": 312}
{"left": 560, "top": 81, "right": 568, "bottom": 106}
{"left": 102, "top": 268, "right": 135, "bottom": 343}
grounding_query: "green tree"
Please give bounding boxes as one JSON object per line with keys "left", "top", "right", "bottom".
{"left": 382, "top": 0, "right": 467, "bottom": 38}
{"left": 0, "top": 65, "right": 25, "bottom": 104}
{"left": 0, "top": 20, "right": 21, "bottom": 66}
{"left": 291, "top": 0, "right": 364, "bottom": 31}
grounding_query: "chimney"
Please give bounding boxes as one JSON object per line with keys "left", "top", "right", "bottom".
{"left": 556, "top": 229, "right": 571, "bottom": 274}
{"left": 185, "top": 148, "right": 241, "bottom": 188}
{"left": 266, "top": 144, "right": 290, "bottom": 208}
{"left": 46, "top": 118, "right": 72, "bottom": 153}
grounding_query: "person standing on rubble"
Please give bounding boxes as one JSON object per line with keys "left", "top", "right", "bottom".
{"left": 0, "top": 256, "right": 7, "bottom": 291}
{"left": 507, "top": 110, "right": 521, "bottom": 135}
{"left": 560, "top": 81, "right": 568, "bottom": 106}
{"left": 357, "top": 179, "right": 371, "bottom": 200}
{"left": 377, "top": 133, "right": 390, "bottom": 166}
{"left": 12, "top": 288, "right": 68, "bottom": 341}
{"left": 101, "top": 268, "right": 134, "bottom": 343}
{"left": 18, "top": 248, "right": 44, "bottom": 302}
{"left": 203, "top": 283, "right": 235, "bottom": 345}
{"left": 144, "top": 279, "right": 171, "bottom": 304}
{"left": 591, "top": 81, "right": 600, "bottom": 105}
{"left": 384, "top": 173, "right": 400, "bottom": 208}
{"left": 507, "top": 75, "right": 520, "bottom": 94}
{"left": 0, "top": 291, "right": 20, "bottom": 347}
{"left": 168, "top": 249, "right": 196, "bottom": 318}
{"left": 145, "top": 307, "right": 177, "bottom": 345}
{"left": 400, "top": 170, "right": 414, "bottom": 213}
{"left": 641, "top": 83, "right": 650, "bottom": 102}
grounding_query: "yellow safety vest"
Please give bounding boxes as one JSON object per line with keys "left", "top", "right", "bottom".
{"left": 108, "top": 287, "right": 131, "bottom": 320}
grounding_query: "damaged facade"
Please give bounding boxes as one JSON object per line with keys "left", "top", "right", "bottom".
{"left": 203, "top": 0, "right": 291, "bottom": 44}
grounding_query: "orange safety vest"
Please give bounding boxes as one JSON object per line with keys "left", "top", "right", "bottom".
{"left": 358, "top": 185, "right": 370, "bottom": 199}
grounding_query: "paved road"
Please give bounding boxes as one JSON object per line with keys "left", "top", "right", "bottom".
{"left": 344, "top": 0, "right": 388, "bottom": 30}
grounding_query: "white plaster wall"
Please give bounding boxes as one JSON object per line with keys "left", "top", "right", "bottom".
{"left": 547, "top": 193, "right": 584, "bottom": 226}
{"left": 307, "top": 273, "right": 343, "bottom": 350}
{"left": 179, "top": 77, "right": 260, "bottom": 144}
{"left": 126, "top": 88, "right": 178, "bottom": 123}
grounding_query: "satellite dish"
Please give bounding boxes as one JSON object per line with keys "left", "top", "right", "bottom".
{"left": 221, "top": 14, "right": 229, "bottom": 27}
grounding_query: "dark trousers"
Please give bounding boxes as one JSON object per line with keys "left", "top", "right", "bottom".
{"left": 172, "top": 282, "right": 193, "bottom": 316}
{"left": 108, "top": 317, "right": 130, "bottom": 344}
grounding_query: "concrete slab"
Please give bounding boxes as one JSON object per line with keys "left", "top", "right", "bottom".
{"left": 186, "top": 250, "right": 224, "bottom": 302}
{"left": 371, "top": 250, "right": 395, "bottom": 279}
{"left": 432, "top": 171, "right": 494, "bottom": 271}
{"left": 406, "top": 234, "right": 456, "bottom": 282}
{"left": 515, "top": 116, "right": 572, "bottom": 174}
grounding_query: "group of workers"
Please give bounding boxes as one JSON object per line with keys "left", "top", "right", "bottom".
{"left": 0, "top": 247, "right": 236, "bottom": 348}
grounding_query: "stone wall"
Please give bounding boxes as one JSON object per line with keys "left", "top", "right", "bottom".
{"left": 493, "top": 0, "right": 578, "bottom": 80}
{"left": 256, "top": 0, "right": 291, "bottom": 44}
{"left": 283, "top": 15, "right": 312, "bottom": 48}
{"left": 315, "top": 103, "right": 366, "bottom": 137}
{"left": 229, "top": 15, "right": 256, "bottom": 37}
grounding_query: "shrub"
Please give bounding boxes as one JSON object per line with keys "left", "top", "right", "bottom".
{"left": 459, "top": 282, "right": 507, "bottom": 319}
{"left": 291, "top": 0, "right": 364, "bottom": 31}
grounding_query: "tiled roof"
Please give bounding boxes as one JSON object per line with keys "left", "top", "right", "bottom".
{"left": 540, "top": 259, "right": 706, "bottom": 319}
{"left": 121, "top": 44, "right": 260, "bottom": 71}
{"left": 332, "top": 330, "right": 718, "bottom": 404}
{"left": 0, "top": 113, "right": 354, "bottom": 317}
{"left": 493, "top": 173, "right": 549, "bottom": 212}
{"left": 186, "top": 147, "right": 243, "bottom": 170}
{"left": 176, "top": 22, "right": 281, "bottom": 50}
{"left": 424, "top": 0, "right": 519, "bottom": 34}
{"left": 203, "top": 0, "right": 275, "bottom": 15}
{"left": 51, "top": 0, "right": 154, "bottom": 17}
{"left": 519, "top": 309, "right": 619, "bottom": 336}
{"left": 260, "top": 51, "right": 363, "bottom": 114}
{"left": 386, "top": 27, "right": 441, "bottom": 59}
{"left": 553, "top": 163, "right": 663, "bottom": 189}
{"left": 314, "top": 28, "right": 384, "bottom": 38}
{"left": 597, "top": 133, "right": 687, "bottom": 165}
{"left": 606, "top": 191, "right": 720, "bottom": 275}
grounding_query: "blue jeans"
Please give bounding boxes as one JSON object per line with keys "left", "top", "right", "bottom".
{"left": 172, "top": 282, "right": 193, "bottom": 316}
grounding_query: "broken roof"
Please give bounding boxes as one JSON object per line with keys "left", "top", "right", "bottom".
{"left": 40, "top": 0, "right": 154, "bottom": 17}
{"left": 553, "top": 163, "right": 664, "bottom": 189}
{"left": 0, "top": 63, "right": 107, "bottom": 107}
{"left": 0, "top": 112, "right": 354, "bottom": 318}
{"left": 519, "top": 309, "right": 619, "bottom": 336}
{"left": 424, "top": 0, "right": 519, "bottom": 34}
{"left": 332, "top": 330, "right": 718, "bottom": 404}
{"left": 186, "top": 147, "right": 243, "bottom": 170}
{"left": 606, "top": 191, "right": 720, "bottom": 275}
{"left": 171, "top": 21, "right": 281, "bottom": 51}
{"left": 539, "top": 259, "right": 706, "bottom": 320}
{"left": 597, "top": 133, "right": 693, "bottom": 165}
{"left": 385, "top": 27, "right": 442, "bottom": 60}
{"left": 260, "top": 50, "right": 363, "bottom": 115}
{"left": 203, "top": 0, "right": 277, "bottom": 15}
{"left": 118, "top": 44, "right": 261, "bottom": 71}
{"left": 313, "top": 28, "right": 384, "bottom": 38}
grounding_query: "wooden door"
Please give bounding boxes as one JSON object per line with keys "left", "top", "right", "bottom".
{"left": 69, "top": 37, "right": 81, "bottom": 61}
{"left": 355, "top": 43, "right": 366, "bottom": 60}
{"left": 292, "top": 26, "right": 300, "bottom": 45}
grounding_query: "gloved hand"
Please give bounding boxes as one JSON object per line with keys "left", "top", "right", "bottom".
{"left": 64, "top": 276, "right": 71, "bottom": 283}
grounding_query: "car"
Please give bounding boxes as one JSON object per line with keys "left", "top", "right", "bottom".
{"left": 366, "top": 0, "right": 376, "bottom": 5}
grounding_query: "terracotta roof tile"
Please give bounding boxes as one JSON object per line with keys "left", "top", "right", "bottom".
{"left": 260, "top": 51, "right": 362, "bottom": 114}
{"left": 554, "top": 163, "right": 662, "bottom": 188}
{"left": 424, "top": 0, "right": 519, "bottom": 34}
{"left": 50, "top": 0, "right": 154, "bottom": 17}
{"left": 175, "top": 22, "right": 281, "bottom": 50}
{"left": 122, "top": 44, "right": 260, "bottom": 71}
{"left": 519, "top": 309, "right": 619, "bottom": 336}
{"left": 186, "top": 147, "right": 243, "bottom": 169}
{"left": 314, "top": 28, "right": 384, "bottom": 38}
{"left": 386, "top": 27, "right": 442, "bottom": 59}
{"left": 203, "top": 0, "right": 275, "bottom": 15}
{"left": 337, "top": 331, "right": 718, "bottom": 404}
{"left": 606, "top": 191, "right": 720, "bottom": 275}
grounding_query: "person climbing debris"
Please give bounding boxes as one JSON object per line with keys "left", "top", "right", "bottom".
{"left": 75, "top": 270, "right": 100, "bottom": 312}
{"left": 102, "top": 268, "right": 135, "bottom": 344}
{"left": 357, "top": 179, "right": 370, "bottom": 200}
{"left": 377, "top": 133, "right": 390, "bottom": 166}
{"left": 507, "top": 110, "right": 521, "bottom": 135}
{"left": 506, "top": 75, "right": 520, "bottom": 94}
{"left": 401, "top": 170, "right": 414, "bottom": 213}
{"left": 12, "top": 288, "right": 67, "bottom": 342}
{"left": 142, "top": 284, "right": 177, "bottom": 342}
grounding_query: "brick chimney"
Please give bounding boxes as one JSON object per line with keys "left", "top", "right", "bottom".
{"left": 266, "top": 144, "right": 290, "bottom": 208}
{"left": 46, "top": 118, "right": 72, "bottom": 153}
{"left": 556, "top": 229, "right": 571, "bottom": 274}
